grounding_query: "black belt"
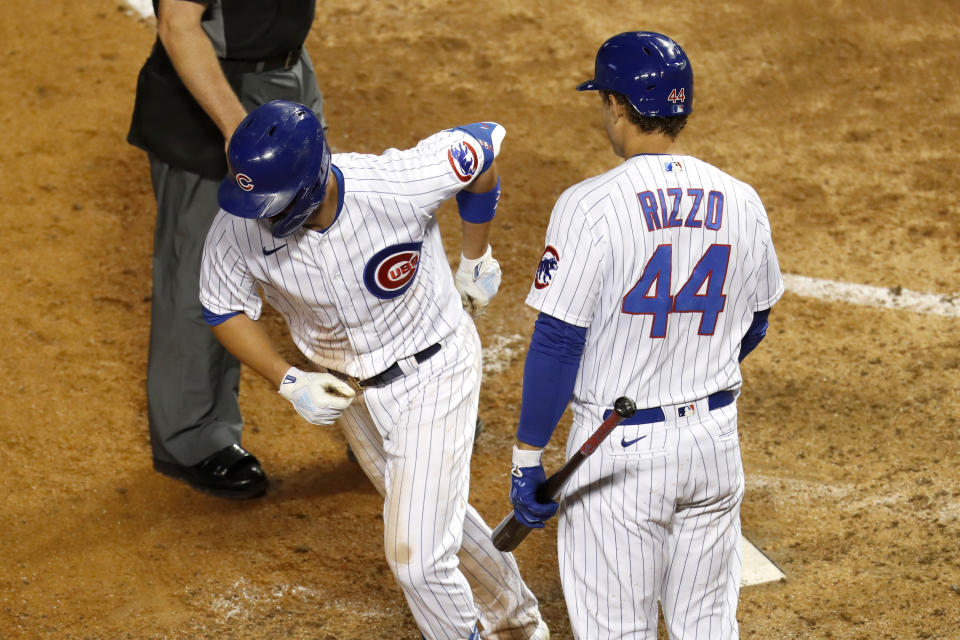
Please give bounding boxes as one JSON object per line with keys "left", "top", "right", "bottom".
{"left": 220, "top": 48, "right": 302, "bottom": 73}
{"left": 355, "top": 343, "right": 442, "bottom": 389}
{"left": 603, "top": 390, "right": 735, "bottom": 425}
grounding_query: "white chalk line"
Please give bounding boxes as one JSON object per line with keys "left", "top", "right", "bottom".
{"left": 783, "top": 273, "right": 960, "bottom": 317}
{"left": 206, "top": 578, "right": 396, "bottom": 625}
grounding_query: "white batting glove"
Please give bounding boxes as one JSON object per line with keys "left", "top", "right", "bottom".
{"left": 455, "top": 245, "right": 501, "bottom": 316}
{"left": 278, "top": 367, "right": 356, "bottom": 426}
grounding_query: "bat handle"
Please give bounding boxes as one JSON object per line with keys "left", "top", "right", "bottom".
{"left": 491, "top": 510, "right": 531, "bottom": 552}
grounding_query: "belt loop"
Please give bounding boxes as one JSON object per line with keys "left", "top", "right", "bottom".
{"left": 396, "top": 354, "right": 419, "bottom": 376}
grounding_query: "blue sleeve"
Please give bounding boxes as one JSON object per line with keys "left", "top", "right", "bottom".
{"left": 739, "top": 308, "right": 770, "bottom": 362}
{"left": 202, "top": 307, "right": 241, "bottom": 327}
{"left": 516, "top": 313, "right": 588, "bottom": 447}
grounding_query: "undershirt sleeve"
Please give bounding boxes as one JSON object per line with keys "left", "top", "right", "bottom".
{"left": 516, "top": 313, "right": 588, "bottom": 447}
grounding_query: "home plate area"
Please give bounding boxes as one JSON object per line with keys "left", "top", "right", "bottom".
{"left": 741, "top": 536, "right": 785, "bottom": 587}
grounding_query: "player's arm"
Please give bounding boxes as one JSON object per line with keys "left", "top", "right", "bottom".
{"left": 509, "top": 313, "right": 588, "bottom": 528}
{"left": 459, "top": 159, "right": 499, "bottom": 258}
{"left": 452, "top": 125, "right": 504, "bottom": 315}
{"left": 205, "top": 311, "right": 355, "bottom": 426}
{"left": 739, "top": 308, "right": 771, "bottom": 362}
{"left": 207, "top": 312, "right": 290, "bottom": 387}
{"left": 156, "top": 0, "right": 247, "bottom": 144}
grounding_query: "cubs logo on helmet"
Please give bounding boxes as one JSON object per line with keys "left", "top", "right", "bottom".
{"left": 236, "top": 173, "right": 254, "bottom": 191}
{"left": 363, "top": 242, "right": 423, "bottom": 299}
{"left": 534, "top": 245, "right": 559, "bottom": 289}
{"left": 448, "top": 141, "right": 479, "bottom": 182}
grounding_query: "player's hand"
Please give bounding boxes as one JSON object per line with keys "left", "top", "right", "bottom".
{"left": 278, "top": 367, "right": 355, "bottom": 426}
{"left": 509, "top": 446, "right": 559, "bottom": 528}
{"left": 455, "top": 245, "right": 501, "bottom": 316}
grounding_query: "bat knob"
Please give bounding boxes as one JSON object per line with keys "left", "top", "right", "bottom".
{"left": 614, "top": 396, "right": 636, "bottom": 418}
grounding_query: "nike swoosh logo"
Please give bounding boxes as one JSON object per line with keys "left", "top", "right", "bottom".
{"left": 621, "top": 435, "right": 647, "bottom": 448}
{"left": 263, "top": 244, "right": 287, "bottom": 256}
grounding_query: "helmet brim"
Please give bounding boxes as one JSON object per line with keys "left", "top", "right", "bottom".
{"left": 217, "top": 178, "right": 289, "bottom": 220}
{"left": 576, "top": 80, "right": 602, "bottom": 92}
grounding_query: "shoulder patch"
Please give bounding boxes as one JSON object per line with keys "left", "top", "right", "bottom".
{"left": 448, "top": 140, "right": 479, "bottom": 182}
{"left": 534, "top": 245, "right": 560, "bottom": 289}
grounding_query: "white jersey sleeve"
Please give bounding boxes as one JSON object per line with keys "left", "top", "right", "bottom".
{"left": 525, "top": 183, "right": 607, "bottom": 327}
{"left": 199, "top": 211, "right": 263, "bottom": 321}
{"left": 746, "top": 188, "right": 784, "bottom": 311}
{"left": 340, "top": 122, "right": 505, "bottom": 216}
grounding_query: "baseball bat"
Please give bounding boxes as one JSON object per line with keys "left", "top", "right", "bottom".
{"left": 491, "top": 396, "right": 637, "bottom": 552}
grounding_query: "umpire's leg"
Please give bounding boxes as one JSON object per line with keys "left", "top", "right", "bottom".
{"left": 146, "top": 154, "right": 243, "bottom": 467}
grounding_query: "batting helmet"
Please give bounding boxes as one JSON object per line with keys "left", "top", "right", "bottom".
{"left": 218, "top": 100, "right": 331, "bottom": 238}
{"left": 576, "top": 31, "right": 693, "bottom": 117}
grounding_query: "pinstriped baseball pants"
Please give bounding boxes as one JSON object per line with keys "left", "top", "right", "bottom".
{"left": 560, "top": 399, "right": 744, "bottom": 639}
{"left": 337, "top": 314, "right": 544, "bottom": 640}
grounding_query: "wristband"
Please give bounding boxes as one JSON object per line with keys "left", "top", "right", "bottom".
{"left": 456, "top": 177, "right": 501, "bottom": 223}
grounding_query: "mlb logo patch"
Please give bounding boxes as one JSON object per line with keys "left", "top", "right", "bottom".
{"left": 677, "top": 404, "right": 695, "bottom": 417}
{"left": 665, "top": 161, "right": 684, "bottom": 172}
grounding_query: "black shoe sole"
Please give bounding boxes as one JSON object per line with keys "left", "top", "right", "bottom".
{"left": 153, "top": 459, "right": 268, "bottom": 500}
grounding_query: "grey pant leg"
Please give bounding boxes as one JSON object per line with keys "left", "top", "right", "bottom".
{"left": 146, "top": 155, "right": 243, "bottom": 466}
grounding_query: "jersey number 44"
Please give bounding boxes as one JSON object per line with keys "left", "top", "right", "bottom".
{"left": 621, "top": 243, "right": 731, "bottom": 338}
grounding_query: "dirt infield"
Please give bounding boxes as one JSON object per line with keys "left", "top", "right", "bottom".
{"left": 1, "top": 1, "right": 958, "bottom": 638}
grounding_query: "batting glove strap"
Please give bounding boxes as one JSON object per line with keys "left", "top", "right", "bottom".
{"left": 509, "top": 464, "right": 559, "bottom": 529}
{"left": 278, "top": 367, "right": 356, "bottom": 426}
{"left": 511, "top": 444, "right": 543, "bottom": 471}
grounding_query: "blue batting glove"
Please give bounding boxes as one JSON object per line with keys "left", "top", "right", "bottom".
{"left": 509, "top": 446, "right": 559, "bottom": 528}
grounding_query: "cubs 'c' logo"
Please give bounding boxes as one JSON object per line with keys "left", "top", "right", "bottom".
{"left": 236, "top": 173, "right": 254, "bottom": 191}
{"left": 363, "top": 242, "right": 423, "bottom": 299}
{"left": 448, "top": 141, "right": 479, "bottom": 182}
{"left": 534, "top": 245, "right": 559, "bottom": 289}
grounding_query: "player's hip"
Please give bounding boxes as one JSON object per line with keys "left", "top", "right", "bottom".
{"left": 567, "top": 392, "right": 740, "bottom": 458}
{"left": 564, "top": 396, "right": 744, "bottom": 517}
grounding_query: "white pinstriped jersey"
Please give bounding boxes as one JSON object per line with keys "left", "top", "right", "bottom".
{"left": 526, "top": 153, "right": 783, "bottom": 410}
{"left": 199, "top": 126, "right": 500, "bottom": 380}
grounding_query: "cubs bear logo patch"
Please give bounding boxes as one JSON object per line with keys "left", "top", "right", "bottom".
{"left": 363, "top": 242, "right": 423, "bottom": 299}
{"left": 534, "top": 245, "right": 559, "bottom": 290}
{"left": 448, "top": 141, "right": 479, "bottom": 182}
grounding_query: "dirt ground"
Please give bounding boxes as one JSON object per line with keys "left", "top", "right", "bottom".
{"left": 1, "top": 1, "right": 959, "bottom": 638}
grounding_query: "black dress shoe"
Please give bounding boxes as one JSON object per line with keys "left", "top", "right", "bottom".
{"left": 154, "top": 444, "right": 268, "bottom": 500}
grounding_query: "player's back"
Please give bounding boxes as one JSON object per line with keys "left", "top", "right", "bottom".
{"left": 531, "top": 154, "right": 782, "bottom": 410}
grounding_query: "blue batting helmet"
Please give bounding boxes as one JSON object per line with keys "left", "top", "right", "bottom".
{"left": 218, "top": 100, "right": 331, "bottom": 238}
{"left": 576, "top": 31, "right": 693, "bottom": 117}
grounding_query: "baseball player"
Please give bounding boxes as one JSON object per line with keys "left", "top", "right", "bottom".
{"left": 505, "top": 32, "right": 783, "bottom": 639}
{"left": 200, "top": 100, "right": 549, "bottom": 640}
